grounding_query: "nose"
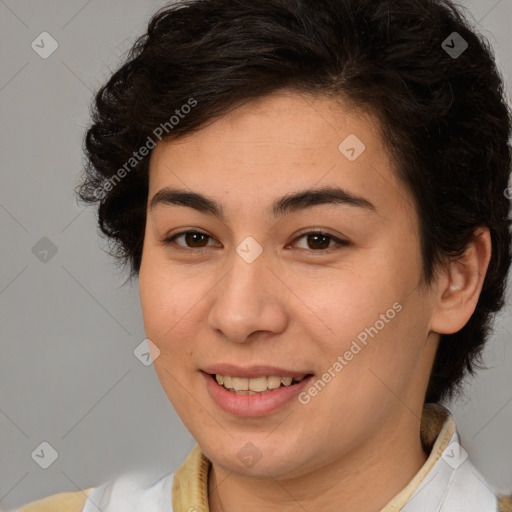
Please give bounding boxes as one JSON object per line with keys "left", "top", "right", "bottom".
{"left": 207, "top": 248, "right": 288, "bottom": 343}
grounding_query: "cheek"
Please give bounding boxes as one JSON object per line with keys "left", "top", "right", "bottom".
{"left": 139, "top": 252, "right": 183, "bottom": 355}
{"left": 139, "top": 248, "right": 193, "bottom": 332}
{"left": 288, "top": 265, "right": 396, "bottom": 350}
{"left": 293, "top": 263, "right": 420, "bottom": 391}
{"left": 138, "top": 255, "right": 201, "bottom": 404}
{"left": 138, "top": 249, "right": 219, "bottom": 369}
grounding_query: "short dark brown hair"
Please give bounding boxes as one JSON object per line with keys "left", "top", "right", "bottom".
{"left": 77, "top": 0, "right": 512, "bottom": 404}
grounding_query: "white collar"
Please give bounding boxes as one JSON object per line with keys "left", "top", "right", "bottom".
{"left": 83, "top": 404, "right": 498, "bottom": 512}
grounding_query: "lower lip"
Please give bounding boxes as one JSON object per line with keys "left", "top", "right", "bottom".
{"left": 202, "top": 372, "right": 313, "bottom": 417}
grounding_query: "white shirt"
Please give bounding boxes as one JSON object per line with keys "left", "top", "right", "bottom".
{"left": 82, "top": 404, "right": 498, "bottom": 511}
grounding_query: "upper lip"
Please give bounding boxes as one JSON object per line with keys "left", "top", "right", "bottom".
{"left": 202, "top": 364, "right": 313, "bottom": 379}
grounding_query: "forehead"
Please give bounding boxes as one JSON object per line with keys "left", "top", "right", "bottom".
{"left": 148, "top": 91, "right": 411, "bottom": 219}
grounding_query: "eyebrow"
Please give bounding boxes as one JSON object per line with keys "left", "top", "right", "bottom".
{"left": 149, "top": 186, "right": 376, "bottom": 220}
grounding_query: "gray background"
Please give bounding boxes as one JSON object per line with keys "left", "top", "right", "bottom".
{"left": 0, "top": 0, "right": 511, "bottom": 509}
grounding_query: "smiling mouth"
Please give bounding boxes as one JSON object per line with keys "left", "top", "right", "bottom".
{"left": 210, "top": 373, "right": 312, "bottom": 394}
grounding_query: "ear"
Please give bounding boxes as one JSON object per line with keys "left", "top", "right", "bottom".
{"left": 430, "top": 227, "right": 492, "bottom": 335}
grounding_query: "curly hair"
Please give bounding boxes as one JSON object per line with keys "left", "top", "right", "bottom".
{"left": 76, "top": 0, "right": 512, "bottom": 404}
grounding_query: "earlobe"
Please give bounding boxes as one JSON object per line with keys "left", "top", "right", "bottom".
{"left": 430, "top": 227, "right": 492, "bottom": 335}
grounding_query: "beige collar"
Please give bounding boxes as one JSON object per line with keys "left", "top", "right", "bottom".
{"left": 171, "top": 403, "right": 456, "bottom": 512}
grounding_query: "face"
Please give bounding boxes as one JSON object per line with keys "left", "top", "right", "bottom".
{"left": 138, "top": 90, "right": 440, "bottom": 479}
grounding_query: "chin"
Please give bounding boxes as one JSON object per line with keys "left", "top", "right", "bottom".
{"left": 195, "top": 429, "right": 318, "bottom": 479}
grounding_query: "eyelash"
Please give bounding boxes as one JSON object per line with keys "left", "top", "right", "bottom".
{"left": 160, "top": 229, "right": 350, "bottom": 254}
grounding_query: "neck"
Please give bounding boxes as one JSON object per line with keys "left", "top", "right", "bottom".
{"left": 207, "top": 411, "right": 428, "bottom": 512}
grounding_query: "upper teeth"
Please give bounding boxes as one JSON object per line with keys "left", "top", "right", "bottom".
{"left": 215, "top": 374, "right": 305, "bottom": 393}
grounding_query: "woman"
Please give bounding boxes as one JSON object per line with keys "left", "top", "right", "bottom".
{"left": 17, "top": 0, "right": 512, "bottom": 510}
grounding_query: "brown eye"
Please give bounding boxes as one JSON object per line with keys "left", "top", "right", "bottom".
{"left": 162, "top": 229, "right": 349, "bottom": 253}
{"left": 182, "top": 232, "right": 210, "bottom": 248}
{"left": 163, "top": 230, "right": 218, "bottom": 249}
{"left": 292, "top": 231, "right": 350, "bottom": 252}
{"left": 304, "top": 233, "right": 331, "bottom": 250}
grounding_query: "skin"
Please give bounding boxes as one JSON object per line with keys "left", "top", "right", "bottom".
{"left": 138, "top": 90, "right": 491, "bottom": 512}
